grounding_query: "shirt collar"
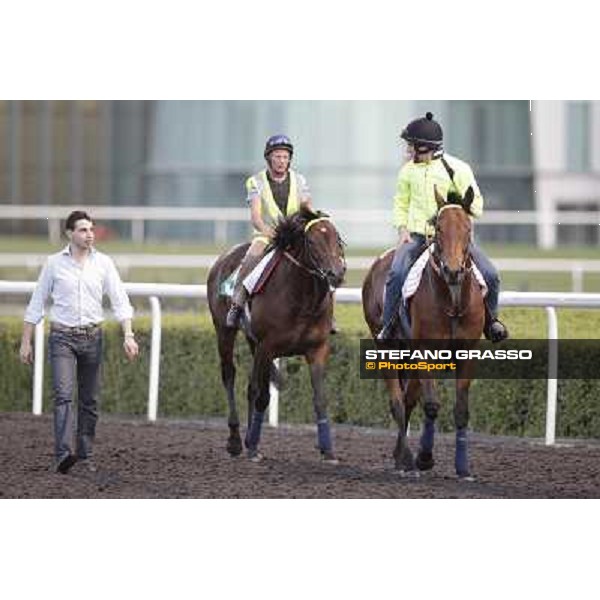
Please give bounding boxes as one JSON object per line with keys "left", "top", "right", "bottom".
{"left": 61, "top": 244, "right": 96, "bottom": 257}
{"left": 412, "top": 154, "right": 443, "bottom": 167}
{"left": 266, "top": 170, "right": 289, "bottom": 184}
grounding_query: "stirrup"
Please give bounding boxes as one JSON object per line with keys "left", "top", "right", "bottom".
{"left": 225, "top": 304, "right": 244, "bottom": 328}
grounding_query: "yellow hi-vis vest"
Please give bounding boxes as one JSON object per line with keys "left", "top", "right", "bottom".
{"left": 246, "top": 169, "right": 302, "bottom": 238}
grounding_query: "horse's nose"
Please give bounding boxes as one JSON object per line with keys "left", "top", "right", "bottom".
{"left": 328, "top": 264, "right": 346, "bottom": 287}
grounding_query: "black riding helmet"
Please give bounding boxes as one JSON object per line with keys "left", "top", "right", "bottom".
{"left": 400, "top": 112, "right": 443, "bottom": 151}
{"left": 264, "top": 134, "right": 294, "bottom": 160}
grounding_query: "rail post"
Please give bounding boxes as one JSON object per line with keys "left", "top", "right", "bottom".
{"left": 545, "top": 307, "right": 558, "bottom": 445}
{"left": 32, "top": 320, "right": 45, "bottom": 415}
{"left": 148, "top": 296, "right": 162, "bottom": 422}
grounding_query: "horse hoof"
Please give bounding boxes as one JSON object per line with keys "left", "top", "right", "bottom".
{"left": 226, "top": 439, "right": 243, "bottom": 457}
{"left": 415, "top": 452, "right": 435, "bottom": 471}
{"left": 321, "top": 452, "right": 339, "bottom": 465}
{"left": 247, "top": 449, "right": 264, "bottom": 463}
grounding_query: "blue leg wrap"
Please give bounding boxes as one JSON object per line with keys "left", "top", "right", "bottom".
{"left": 245, "top": 410, "right": 265, "bottom": 449}
{"left": 455, "top": 428, "right": 469, "bottom": 476}
{"left": 317, "top": 418, "right": 332, "bottom": 453}
{"left": 420, "top": 416, "right": 435, "bottom": 454}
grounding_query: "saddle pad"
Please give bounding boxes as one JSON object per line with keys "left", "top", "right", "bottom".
{"left": 243, "top": 250, "right": 281, "bottom": 295}
{"left": 401, "top": 244, "right": 488, "bottom": 302}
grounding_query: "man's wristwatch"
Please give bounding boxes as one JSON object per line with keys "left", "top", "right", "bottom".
{"left": 124, "top": 333, "right": 135, "bottom": 339}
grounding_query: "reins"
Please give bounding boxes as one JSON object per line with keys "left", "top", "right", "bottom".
{"left": 282, "top": 217, "right": 343, "bottom": 285}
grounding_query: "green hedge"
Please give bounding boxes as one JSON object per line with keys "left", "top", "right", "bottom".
{"left": 2, "top": 309, "right": 600, "bottom": 438}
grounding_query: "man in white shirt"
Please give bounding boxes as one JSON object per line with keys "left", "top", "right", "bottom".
{"left": 19, "top": 211, "right": 139, "bottom": 474}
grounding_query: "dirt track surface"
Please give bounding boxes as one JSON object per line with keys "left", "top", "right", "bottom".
{"left": 1, "top": 412, "right": 600, "bottom": 498}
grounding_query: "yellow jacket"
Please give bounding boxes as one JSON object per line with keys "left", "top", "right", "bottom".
{"left": 392, "top": 153, "right": 483, "bottom": 237}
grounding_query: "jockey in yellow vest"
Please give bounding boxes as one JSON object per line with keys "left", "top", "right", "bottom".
{"left": 225, "top": 135, "right": 313, "bottom": 328}
{"left": 378, "top": 112, "right": 509, "bottom": 343}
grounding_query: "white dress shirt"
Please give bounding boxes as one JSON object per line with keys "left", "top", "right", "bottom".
{"left": 24, "top": 245, "right": 134, "bottom": 326}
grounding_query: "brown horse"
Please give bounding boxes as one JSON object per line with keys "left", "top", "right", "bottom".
{"left": 207, "top": 207, "right": 346, "bottom": 461}
{"left": 362, "top": 186, "right": 485, "bottom": 479}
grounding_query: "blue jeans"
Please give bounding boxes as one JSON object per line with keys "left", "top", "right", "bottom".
{"left": 469, "top": 243, "right": 500, "bottom": 318}
{"left": 382, "top": 235, "right": 500, "bottom": 328}
{"left": 49, "top": 328, "right": 103, "bottom": 462}
{"left": 382, "top": 234, "right": 427, "bottom": 327}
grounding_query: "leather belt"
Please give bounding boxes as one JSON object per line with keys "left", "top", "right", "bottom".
{"left": 51, "top": 322, "right": 100, "bottom": 334}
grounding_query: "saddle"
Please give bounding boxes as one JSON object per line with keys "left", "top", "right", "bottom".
{"left": 219, "top": 250, "right": 283, "bottom": 298}
{"left": 243, "top": 250, "right": 284, "bottom": 295}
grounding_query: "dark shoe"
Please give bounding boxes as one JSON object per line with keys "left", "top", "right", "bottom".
{"left": 56, "top": 454, "right": 77, "bottom": 475}
{"left": 225, "top": 304, "right": 243, "bottom": 328}
{"left": 484, "top": 319, "right": 509, "bottom": 343}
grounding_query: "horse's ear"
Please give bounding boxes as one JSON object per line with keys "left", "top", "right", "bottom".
{"left": 434, "top": 185, "right": 445, "bottom": 210}
{"left": 463, "top": 186, "right": 474, "bottom": 212}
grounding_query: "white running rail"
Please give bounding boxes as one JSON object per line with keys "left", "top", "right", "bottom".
{"left": 2, "top": 253, "right": 598, "bottom": 293}
{"left": 2, "top": 280, "right": 600, "bottom": 445}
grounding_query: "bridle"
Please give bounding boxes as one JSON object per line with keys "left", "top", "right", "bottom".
{"left": 283, "top": 217, "right": 346, "bottom": 288}
{"left": 430, "top": 207, "right": 472, "bottom": 279}
{"left": 427, "top": 205, "right": 474, "bottom": 333}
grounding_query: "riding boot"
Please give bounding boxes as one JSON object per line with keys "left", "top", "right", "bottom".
{"left": 484, "top": 314, "right": 509, "bottom": 343}
{"left": 225, "top": 286, "right": 248, "bottom": 328}
{"left": 483, "top": 290, "right": 509, "bottom": 343}
{"left": 225, "top": 251, "right": 264, "bottom": 328}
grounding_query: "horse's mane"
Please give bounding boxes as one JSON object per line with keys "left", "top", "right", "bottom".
{"left": 270, "top": 206, "right": 329, "bottom": 251}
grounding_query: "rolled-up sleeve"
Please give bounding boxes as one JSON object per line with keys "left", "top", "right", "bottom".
{"left": 103, "top": 257, "right": 133, "bottom": 322}
{"left": 245, "top": 176, "right": 260, "bottom": 205}
{"left": 24, "top": 260, "right": 53, "bottom": 324}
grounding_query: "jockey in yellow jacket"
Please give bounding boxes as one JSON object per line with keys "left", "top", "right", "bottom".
{"left": 225, "top": 135, "right": 313, "bottom": 328}
{"left": 378, "top": 112, "right": 509, "bottom": 343}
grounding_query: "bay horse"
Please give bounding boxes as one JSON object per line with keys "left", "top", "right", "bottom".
{"left": 207, "top": 207, "right": 346, "bottom": 462}
{"left": 362, "top": 186, "right": 485, "bottom": 479}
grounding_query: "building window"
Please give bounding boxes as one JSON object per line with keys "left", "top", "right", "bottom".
{"left": 567, "top": 101, "right": 590, "bottom": 172}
